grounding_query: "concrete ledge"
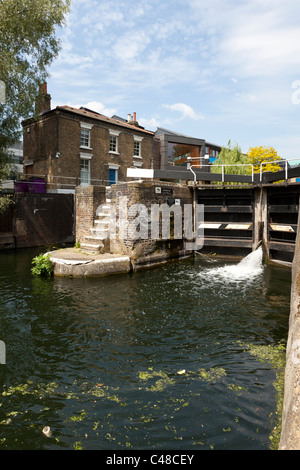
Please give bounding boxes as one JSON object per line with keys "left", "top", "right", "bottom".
{"left": 48, "top": 248, "right": 131, "bottom": 277}
{"left": 131, "top": 250, "right": 193, "bottom": 271}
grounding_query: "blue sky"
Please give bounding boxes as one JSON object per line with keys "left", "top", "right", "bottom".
{"left": 47, "top": 0, "right": 300, "bottom": 158}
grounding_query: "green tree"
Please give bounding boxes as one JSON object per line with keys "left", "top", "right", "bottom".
{"left": 0, "top": 0, "right": 70, "bottom": 211}
{"left": 211, "top": 140, "right": 251, "bottom": 178}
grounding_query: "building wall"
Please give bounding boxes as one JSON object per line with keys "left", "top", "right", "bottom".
{"left": 23, "top": 108, "right": 154, "bottom": 189}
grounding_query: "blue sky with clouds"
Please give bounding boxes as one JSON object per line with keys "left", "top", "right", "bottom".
{"left": 47, "top": 0, "right": 300, "bottom": 157}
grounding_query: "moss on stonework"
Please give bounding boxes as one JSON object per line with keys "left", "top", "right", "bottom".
{"left": 238, "top": 341, "right": 286, "bottom": 450}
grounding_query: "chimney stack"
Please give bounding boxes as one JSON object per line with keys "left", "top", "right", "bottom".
{"left": 129, "top": 111, "right": 139, "bottom": 127}
{"left": 35, "top": 82, "right": 51, "bottom": 115}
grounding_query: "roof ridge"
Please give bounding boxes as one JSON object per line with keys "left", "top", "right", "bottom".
{"left": 58, "top": 105, "right": 154, "bottom": 135}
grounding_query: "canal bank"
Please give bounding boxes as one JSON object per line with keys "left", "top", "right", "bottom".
{"left": 48, "top": 246, "right": 193, "bottom": 277}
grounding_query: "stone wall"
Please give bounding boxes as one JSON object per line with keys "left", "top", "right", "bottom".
{"left": 279, "top": 205, "right": 300, "bottom": 450}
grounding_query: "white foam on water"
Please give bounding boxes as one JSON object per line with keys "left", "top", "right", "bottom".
{"left": 198, "top": 246, "right": 264, "bottom": 285}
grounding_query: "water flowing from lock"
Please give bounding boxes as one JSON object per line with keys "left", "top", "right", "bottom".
{"left": 198, "top": 246, "right": 264, "bottom": 285}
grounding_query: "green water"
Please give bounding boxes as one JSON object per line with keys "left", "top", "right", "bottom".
{"left": 0, "top": 248, "right": 290, "bottom": 450}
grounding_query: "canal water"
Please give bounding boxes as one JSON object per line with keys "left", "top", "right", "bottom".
{"left": 0, "top": 247, "right": 291, "bottom": 450}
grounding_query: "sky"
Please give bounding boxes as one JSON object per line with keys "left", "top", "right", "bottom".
{"left": 47, "top": 0, "right": 300, "bottom": 158}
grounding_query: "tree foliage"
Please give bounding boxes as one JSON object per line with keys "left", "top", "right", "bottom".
{"left": 0, "top": 0, "right": 70, "bottom": 210}
{"left": 247, "top": 146, "right": 282, "bottom": 173}
{"left": 211, "top": 140, "right": 251, "bottom": 175}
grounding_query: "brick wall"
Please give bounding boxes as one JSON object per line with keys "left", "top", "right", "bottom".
{"left": 75, "top": 185, "right": 106, "bottom": 243}
{"left": 109, "top": 181, "right": 193, "bottom": 258}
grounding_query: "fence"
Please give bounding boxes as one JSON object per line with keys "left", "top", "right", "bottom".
{"left": 2, "top": 157, "right": 300, "bottom": 194}
{"left": 2, "top": 174, "right": 119, "bottom": 194}
{"left": 187, "top": 156, "right": 300, "bottom": 185}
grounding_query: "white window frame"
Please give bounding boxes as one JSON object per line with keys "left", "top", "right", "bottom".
{"left": 80, "top": 153, "right": 92, "bottom": 186}
{"left": 80, "top": 122, "right": 93, "bottom": 149}
{"left": 133, "top": 135, "right": 143, "bottom": 158}
{"left": 109, "top": 129, "right": 120, "bottom": 155}
{"left": 134, "top": 140, "right": 141, "bottom": 157}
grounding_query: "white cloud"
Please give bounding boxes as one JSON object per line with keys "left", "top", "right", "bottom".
{"left": 51, "top": 100, "right": 117, "bottom": 117}
{"left": 76, "top": 101, "right": 117, "bottom": 117}
{"left": 138, "top": 116, "right": 161, "bottom": 131}
{"left": 163, "top": 103, "right": 204, "bottom": 121}
{"left": 113, "top": 31, "right": 151, "bottom": 61}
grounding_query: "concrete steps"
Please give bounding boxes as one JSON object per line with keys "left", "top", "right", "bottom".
{"left": 80, "top": 204, "right": 111, "bottom": 254}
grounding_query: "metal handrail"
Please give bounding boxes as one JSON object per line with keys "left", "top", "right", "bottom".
{"left": 12, "top": 173, "right": 125, "bottom": 189}
{"left": 188, "top": 159, "right": 254, "bottom": 184}
{"left": 259, "top": 157, "right": 300, "bottom": 182}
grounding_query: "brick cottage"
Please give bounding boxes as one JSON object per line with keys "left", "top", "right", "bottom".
{"left": 22, "top": 84, "right": 155, "bottom": 192}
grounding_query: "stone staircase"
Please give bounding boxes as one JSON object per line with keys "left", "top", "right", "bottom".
{"left": 80, "top": 203, "right": 111, "bottom": 254}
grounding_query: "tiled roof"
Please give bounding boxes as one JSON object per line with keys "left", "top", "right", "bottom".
{"left": 57, "top": 105, "right": 154, "bottom": 135}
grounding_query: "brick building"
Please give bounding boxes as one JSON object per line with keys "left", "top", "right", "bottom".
{"left": 22, "top": 85, "right": 155, "bottom": 193}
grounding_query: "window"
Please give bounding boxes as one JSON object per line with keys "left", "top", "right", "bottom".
{"left": 80, "top": 122, "right": 93, "bottom": 149}
{"left": 133, "top": 135, "right": 143, "bottom": 160}
{"left": 110, "top": 135, "right": 118, "bottom": 153}
{"left": 81, "top": 128, "right": 90, "bottom": 148}
{"left": 167, "top": 142, "right": 200, "bottom": 167}
{"left": 80, "top": 153, "right": 92, "bottom": 185}
{"left": 109, "top": 129, "right": 120, "bottom": 154}
{"left": 134, "top": 141, "right": 140, "bottom": 157}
